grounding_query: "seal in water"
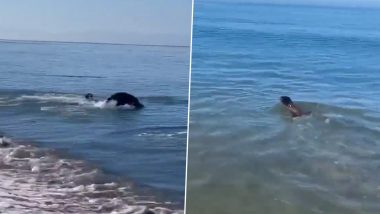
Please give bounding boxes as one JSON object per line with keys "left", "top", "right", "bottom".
{"left": 280, "top": 96, "right": 310, "bottom": 117}
{"left": 106, "top": 92, "right": 144, "bottom": 109}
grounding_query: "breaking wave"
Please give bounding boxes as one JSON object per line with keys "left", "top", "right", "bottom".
{"left": 0, "top": 136, "right": 183, "bottom": 214}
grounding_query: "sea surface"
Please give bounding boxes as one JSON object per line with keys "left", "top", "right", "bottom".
{"left": 0, "top": 40, "right": 189, "bottom": 213}
{"left": 187, "top": 2, "right": 380, "bottom": 214}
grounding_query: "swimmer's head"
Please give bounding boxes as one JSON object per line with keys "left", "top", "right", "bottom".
{"left": 280, "top": 96, "right": 293, "bottom": 106}
{"left": 85, "top": 93, "right": 94, "bottom": 100}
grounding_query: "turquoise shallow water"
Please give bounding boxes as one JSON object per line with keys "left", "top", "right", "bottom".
{"left": 187, "top": 2, "right": 380, "bottom": 214}
{"left": 0, "top": 40, "right": 189, "bottom": 209}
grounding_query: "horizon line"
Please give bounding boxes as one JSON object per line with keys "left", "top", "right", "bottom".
{"left": 0, "top": 38, "right": 190, "bottom": 48}
{"left": 211, "top": 0, "right": 380, "bottom": 10}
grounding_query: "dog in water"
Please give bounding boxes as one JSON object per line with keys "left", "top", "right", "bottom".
{"left": 85, "top": 92, "right": 144, "bottom": 109}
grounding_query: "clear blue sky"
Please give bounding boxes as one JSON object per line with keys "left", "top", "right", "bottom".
{"left": 0, "top": 0, "right": 192, "bottom": 46}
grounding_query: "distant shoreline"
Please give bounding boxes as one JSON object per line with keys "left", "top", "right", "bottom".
{"left": 0, "top": 38, "right": 189, "bottom": 48}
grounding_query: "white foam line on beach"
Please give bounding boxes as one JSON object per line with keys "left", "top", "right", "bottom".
{"left": 17, "top": 94, "right": 87, "bottom": 104}
{"left": 0, "top": 137, "right": 183, "bottom": 214}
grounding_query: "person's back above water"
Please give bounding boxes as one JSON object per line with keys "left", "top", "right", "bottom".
{"left": 280, "top": 96, "right": 310, "bottom": 117}
{"left": 84, "top": 92, "right": 144, "bottom": 109}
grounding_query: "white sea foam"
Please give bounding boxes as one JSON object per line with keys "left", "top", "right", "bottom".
{"left": 18, "top": 94, "right": 87, "bottom": 104}
{"left": 0, "top": 136, "right": 183, "bottom": 214}
{"left": 0, "top": 97, "right": 19, "bottom": 106}
{"left": 40, "top": 106, "right": 57, "bottom": 111}
{"left": 175, "top": 131, "right": 187, "bottom": 135}
{"left": 17, "top": 93, "right": 137, "bottom": 111}
{"left": 92, "top": 100, "right": 130, "bottom": 109}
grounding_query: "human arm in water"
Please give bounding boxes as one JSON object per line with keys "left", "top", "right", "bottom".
{"left": 280, "top": 96, "right": 310, "bottom": 117}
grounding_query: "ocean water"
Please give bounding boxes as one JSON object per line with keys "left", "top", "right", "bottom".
{"left": 187, "top": 2, "right": 380, "bottom": 214}
{"left": 0, "top": 40, "right": 189, "bottom": 213}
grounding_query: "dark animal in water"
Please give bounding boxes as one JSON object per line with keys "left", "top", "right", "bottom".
{"left": 106, "top": 92, "right": 144, "bottom": 109}
{"left": 84, "top": 92, "right": 144, "bottom": 109}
